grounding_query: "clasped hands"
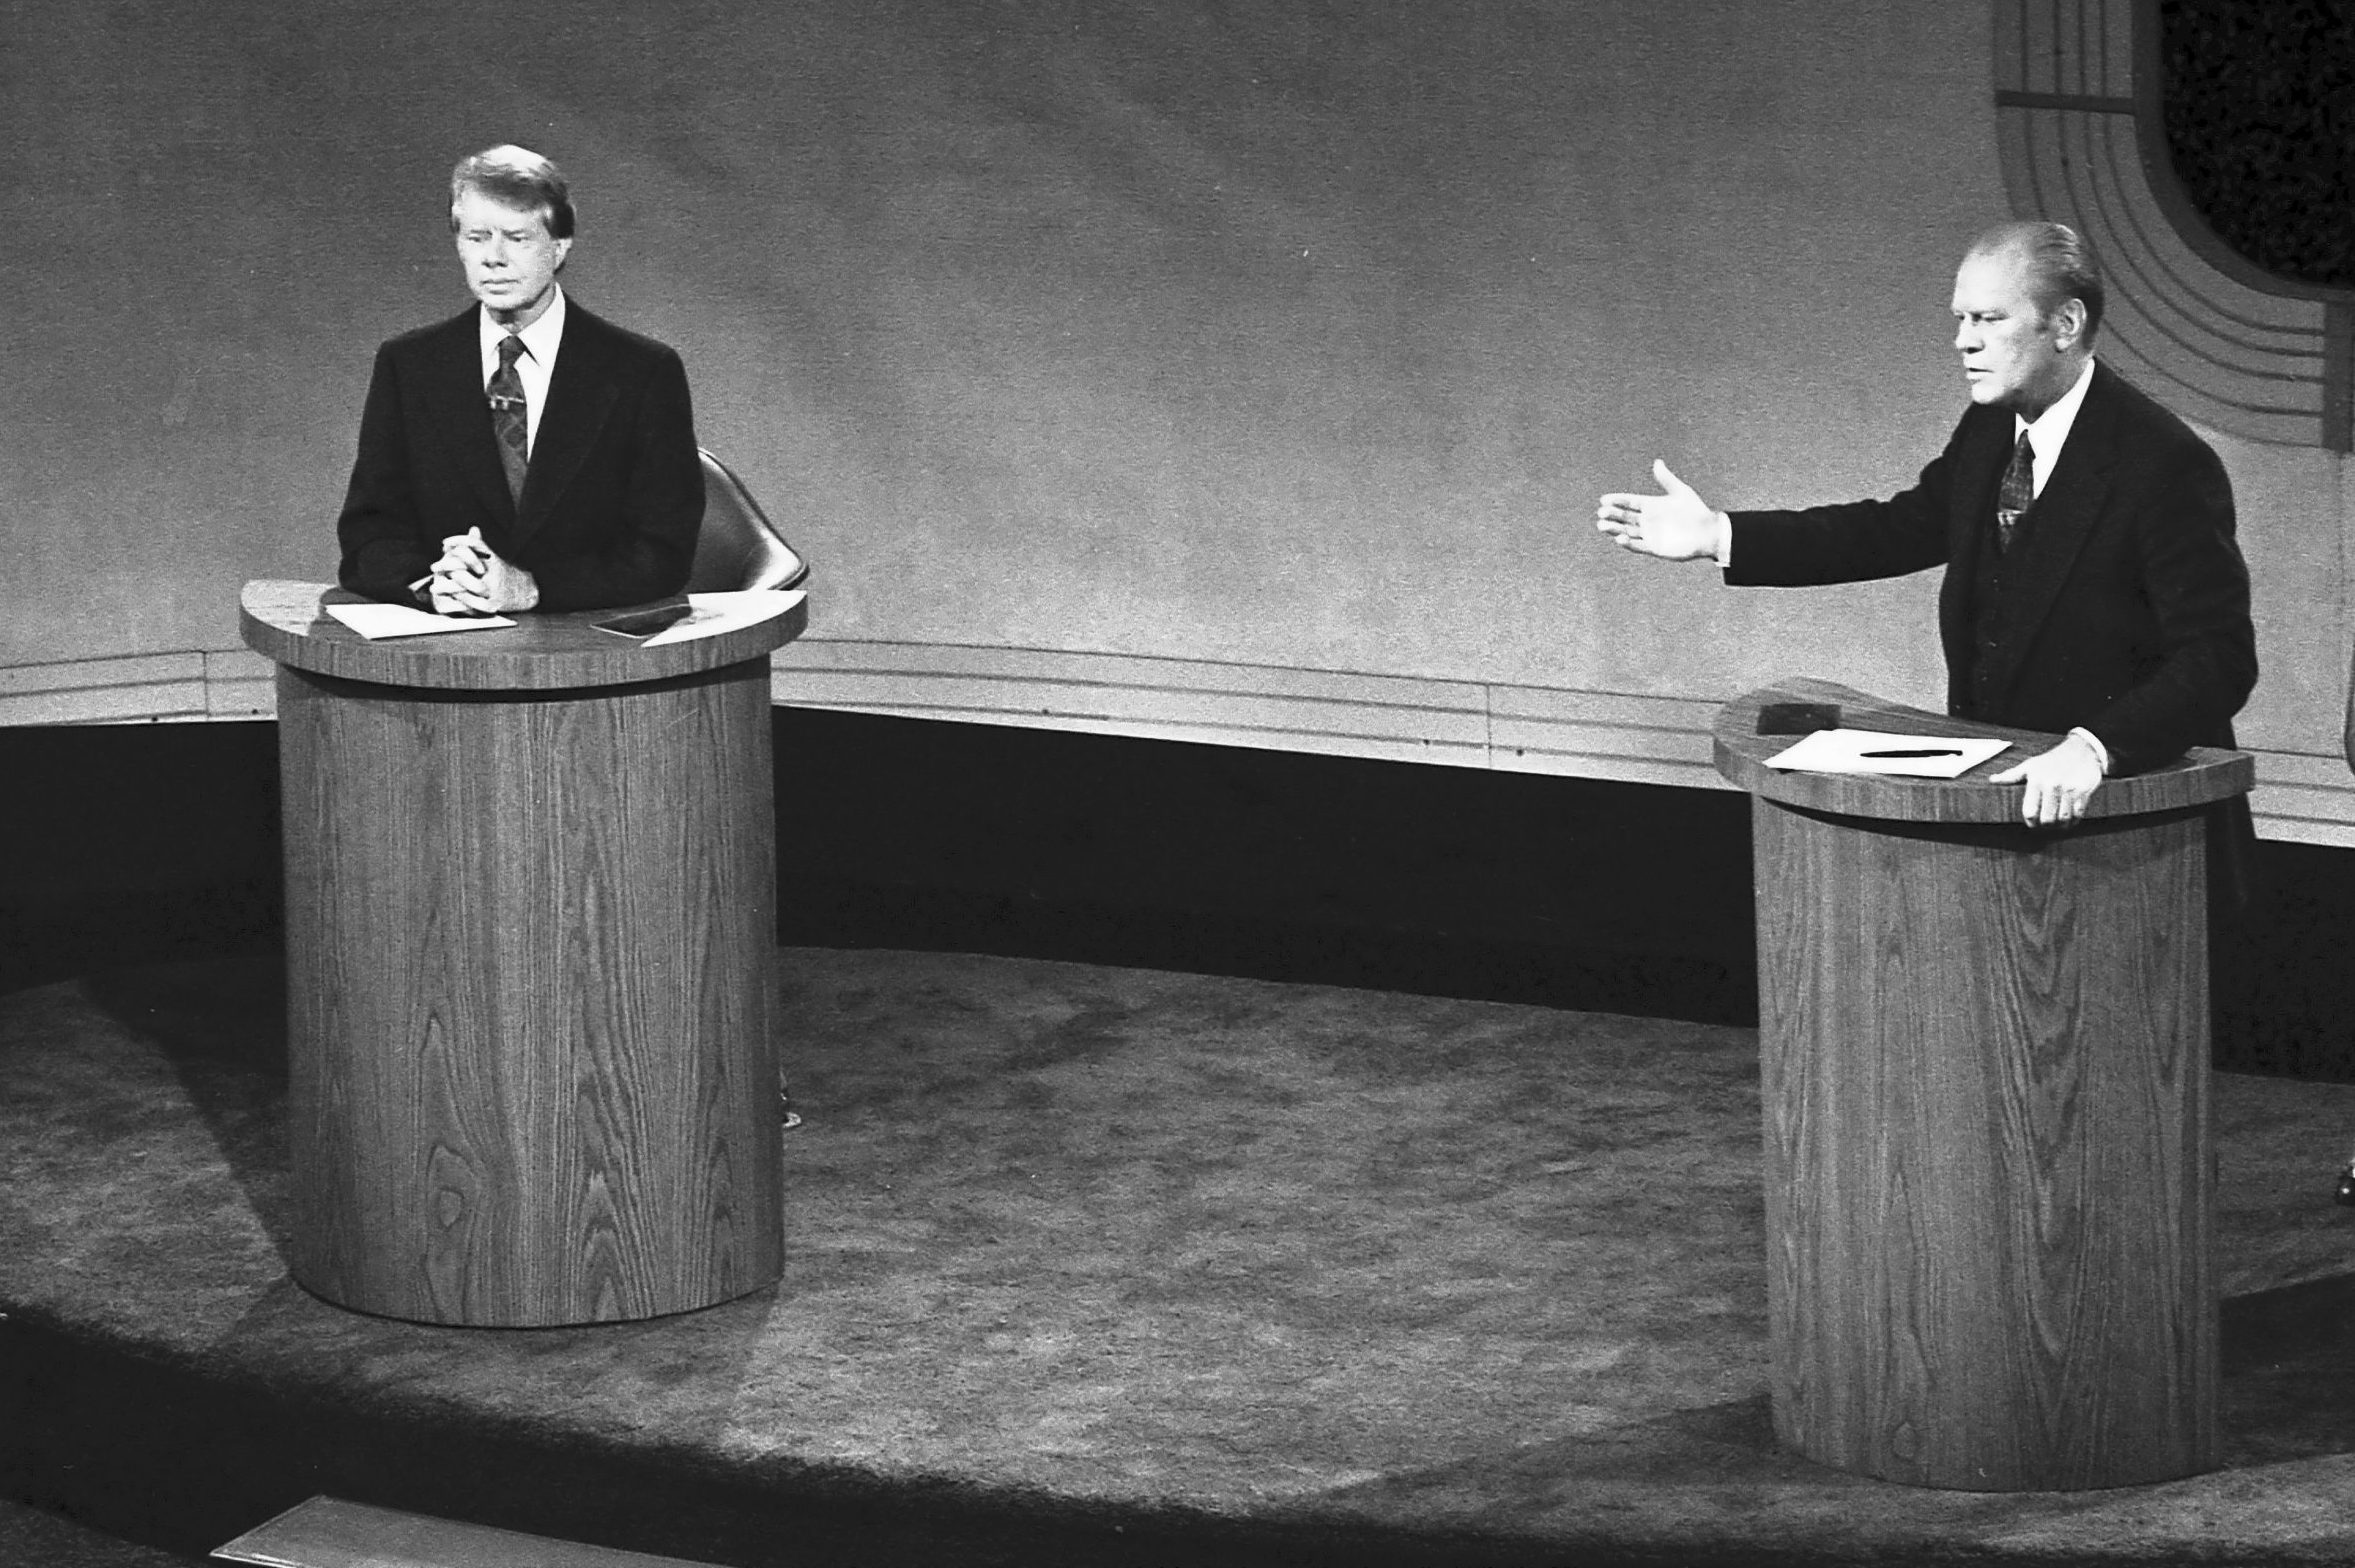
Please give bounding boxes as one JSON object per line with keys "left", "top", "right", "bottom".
{"left": 427, "top": 526, "right": 539, "bottom": 614}
{"left": 1595, "top": 458, "right": 2104, "bottom": 829}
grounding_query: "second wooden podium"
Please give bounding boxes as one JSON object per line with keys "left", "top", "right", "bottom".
{"left": 1716, "top": 679, "right": 2253, "bottom": 1492}
{"left": 242, "top": 582, "right": 803, "bottom": 1327}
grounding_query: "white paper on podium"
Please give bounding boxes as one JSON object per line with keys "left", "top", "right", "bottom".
{"left": 1763, "top": 727, "right": 2014, "bottom": 779}
{"left": 325, "top": 603, "right": 517, "bottom": 639}
{"left": 639, "top": 589, "right": 805, "bottom": 647}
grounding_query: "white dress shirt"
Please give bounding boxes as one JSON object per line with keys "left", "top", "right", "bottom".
{"left": 2014, "top": 355, "right": 2095, "bottom": 499}
{"left": 477, "top": 285, "right": 566, "bottom": 458}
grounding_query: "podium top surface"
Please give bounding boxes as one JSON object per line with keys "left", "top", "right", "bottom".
{"left": 1714, "top": 678, "right": 2254, "bottom": 824}
{"left": 239, "top": 580, "right": 805, "bottom": 691}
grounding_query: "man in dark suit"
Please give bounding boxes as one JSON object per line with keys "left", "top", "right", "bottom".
{"left": 337, "top": 145, "right": 703, "bottom": 615}
{"left": 1594, "top": 220, "right": 2256, "bottom": 830}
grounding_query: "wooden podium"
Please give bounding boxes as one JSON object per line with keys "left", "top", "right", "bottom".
{"left": 1715, "top": 679, "right": 2253, "bottom": 1491}
{"left": 241, "top": 582, "right": 804, "bottom": 1326}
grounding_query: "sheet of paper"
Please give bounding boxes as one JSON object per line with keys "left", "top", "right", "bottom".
{"left": 639, "top": 589, "right": 805, "bottom": 647}
{"left": 1763, "top": 727, "right": 2014, "bottom": 779}
{"left": 324, "top": 603, "right": 517, "bottom": 639}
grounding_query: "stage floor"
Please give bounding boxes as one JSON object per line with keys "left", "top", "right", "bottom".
{"left": 5, "top": 949, "right": 2355, "bottom": 1566}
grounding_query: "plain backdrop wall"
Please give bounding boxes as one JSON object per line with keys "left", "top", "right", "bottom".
{"left": 1, "top": 0, "right": 2341, "bottom": 757}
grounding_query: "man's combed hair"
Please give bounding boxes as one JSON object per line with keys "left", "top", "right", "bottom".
{"left": 449, "top": 144, "right": 575, "bottom": 239}
{"left": 1972, "top": 219, "right": 2104, "bottom": 342}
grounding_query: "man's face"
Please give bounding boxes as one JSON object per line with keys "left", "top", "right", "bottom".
{"left": 452, "top": 187, "right": 571, "bottom": 325}
{"left": 1950, "top": 245, "right": 2079, "bottom": 416}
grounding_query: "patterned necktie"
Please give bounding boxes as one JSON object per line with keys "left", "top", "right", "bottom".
{"left": 1995, "top": 430, "right": 2033, "bottom": 553}
{"left": 488, "top": 333, "right": 529, "bottom": 505}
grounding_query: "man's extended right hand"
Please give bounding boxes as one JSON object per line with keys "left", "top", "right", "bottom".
{"left": 1596, "top": 459, "right": 1726, "bottom": 562}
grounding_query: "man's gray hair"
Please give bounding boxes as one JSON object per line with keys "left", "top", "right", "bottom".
{"left": 1970, "top": 219, "right": 2104, "bottom": 343}
{"left": 449, "top": 144, "right": 575, "bottom": 240}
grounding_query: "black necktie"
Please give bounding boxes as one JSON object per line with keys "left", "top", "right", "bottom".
{"left": 1995, "top": 430, "right": 2033, "bottom": 553}
{"left": 488, "top": 333, "right": 529, "bottom": 505}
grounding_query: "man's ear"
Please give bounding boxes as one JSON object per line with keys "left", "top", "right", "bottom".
{"left": 553, "top": 236, "right": 573, "bottom": 271}
{"left": 2051, "top": 296, "right": 2088, "bottom": 351}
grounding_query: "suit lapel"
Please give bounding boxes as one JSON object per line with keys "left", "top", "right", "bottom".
{"left": 1938, "top": 406, "right": 2008, "bottom": 649}
{"left": 425, "top": 308, "right": 517, "bottom": 527}
{"left": 1974, "top": 364, "right": 2118, "bottom": 699}
{"left": 1946, "top": 410, "right": 2007, "bottom": 584}
{"left": 511, "top": 302, "right": 622, "bottom": 549}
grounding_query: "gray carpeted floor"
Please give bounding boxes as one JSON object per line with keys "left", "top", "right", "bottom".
{"left": 4, "top": 948, "right": 2355, "bottom": 1566}
{"left": 0, "top": 1500, "right": 211, "bottom": 1568}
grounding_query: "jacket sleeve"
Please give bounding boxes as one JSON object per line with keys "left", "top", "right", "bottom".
{"left": 1723, "top": 418, "right": 1971, "bottom": 587}
{"left": 523, "top": 347, "right": 705, "bottom": 612}
{"left": 2083, "top": 437, "right": 2256, "bottom": 774}
{"left": 334, "top": 345, "right": 435, "bottom": 606}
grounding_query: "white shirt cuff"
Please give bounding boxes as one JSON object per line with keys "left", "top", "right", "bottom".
{"left": 1714, "top": 513, "right": 1733, "bottom": 568}
{"left": 2066, "top": 727, "right": 2111, "bottom": 775}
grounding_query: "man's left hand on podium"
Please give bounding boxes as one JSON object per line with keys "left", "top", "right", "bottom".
{"left": 1990, "top": 731, "right": 2105, "bottom": 828}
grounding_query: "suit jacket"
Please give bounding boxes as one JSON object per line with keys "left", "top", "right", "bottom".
{"left": 336, "top": 299, "right": 704, "bottom": 613}
{"left": 1725, "top": 361, "right": 2257, "bottom": 777}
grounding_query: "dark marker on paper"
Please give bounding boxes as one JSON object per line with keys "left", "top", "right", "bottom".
{"left": 1860, "top": 747, "right": 1963, "bottom": 759}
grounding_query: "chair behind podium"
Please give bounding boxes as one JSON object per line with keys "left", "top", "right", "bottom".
{"left": 688, "top": 448, "right": 809, "bottom": 592}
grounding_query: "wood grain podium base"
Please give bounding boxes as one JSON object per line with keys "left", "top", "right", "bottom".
{"left": 244, "top": 583, "right": 800, "bottom": 1327}
{"left": 1719, "top": 680, "right": 2252, "bottom": 1492}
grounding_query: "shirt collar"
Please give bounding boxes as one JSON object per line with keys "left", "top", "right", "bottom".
{"left": 478, "top": 284, "right": 567, "bottom": 364}
{"left": 2016, "top": 355, "right": 2095, "bottom": 457}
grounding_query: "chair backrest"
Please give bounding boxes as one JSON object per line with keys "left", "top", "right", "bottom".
{"left": 687, "top": 448, "right": 809, "bottom": 593}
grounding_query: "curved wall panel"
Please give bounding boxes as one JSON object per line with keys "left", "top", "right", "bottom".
{"left": 7, "top": 1, "right": 2355, "bottom": 843}
{"left": 1993, "top": 0, "right": 2355, "bottom": 450}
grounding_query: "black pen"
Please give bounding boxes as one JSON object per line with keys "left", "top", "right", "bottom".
{"left": 1860, "top": 747, "right": 1962, "bottom": 758}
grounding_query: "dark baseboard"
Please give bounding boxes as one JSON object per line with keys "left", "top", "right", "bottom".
{"left": 2, "top": 709, "right": 2350, "bottom": 1077}
{"left": 769, "top": 707, "right": 1760, "bottom": 1025}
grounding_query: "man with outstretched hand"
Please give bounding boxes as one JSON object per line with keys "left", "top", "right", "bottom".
{"left": 1595, "top": 219, "right": 2255, "bottom": 832}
